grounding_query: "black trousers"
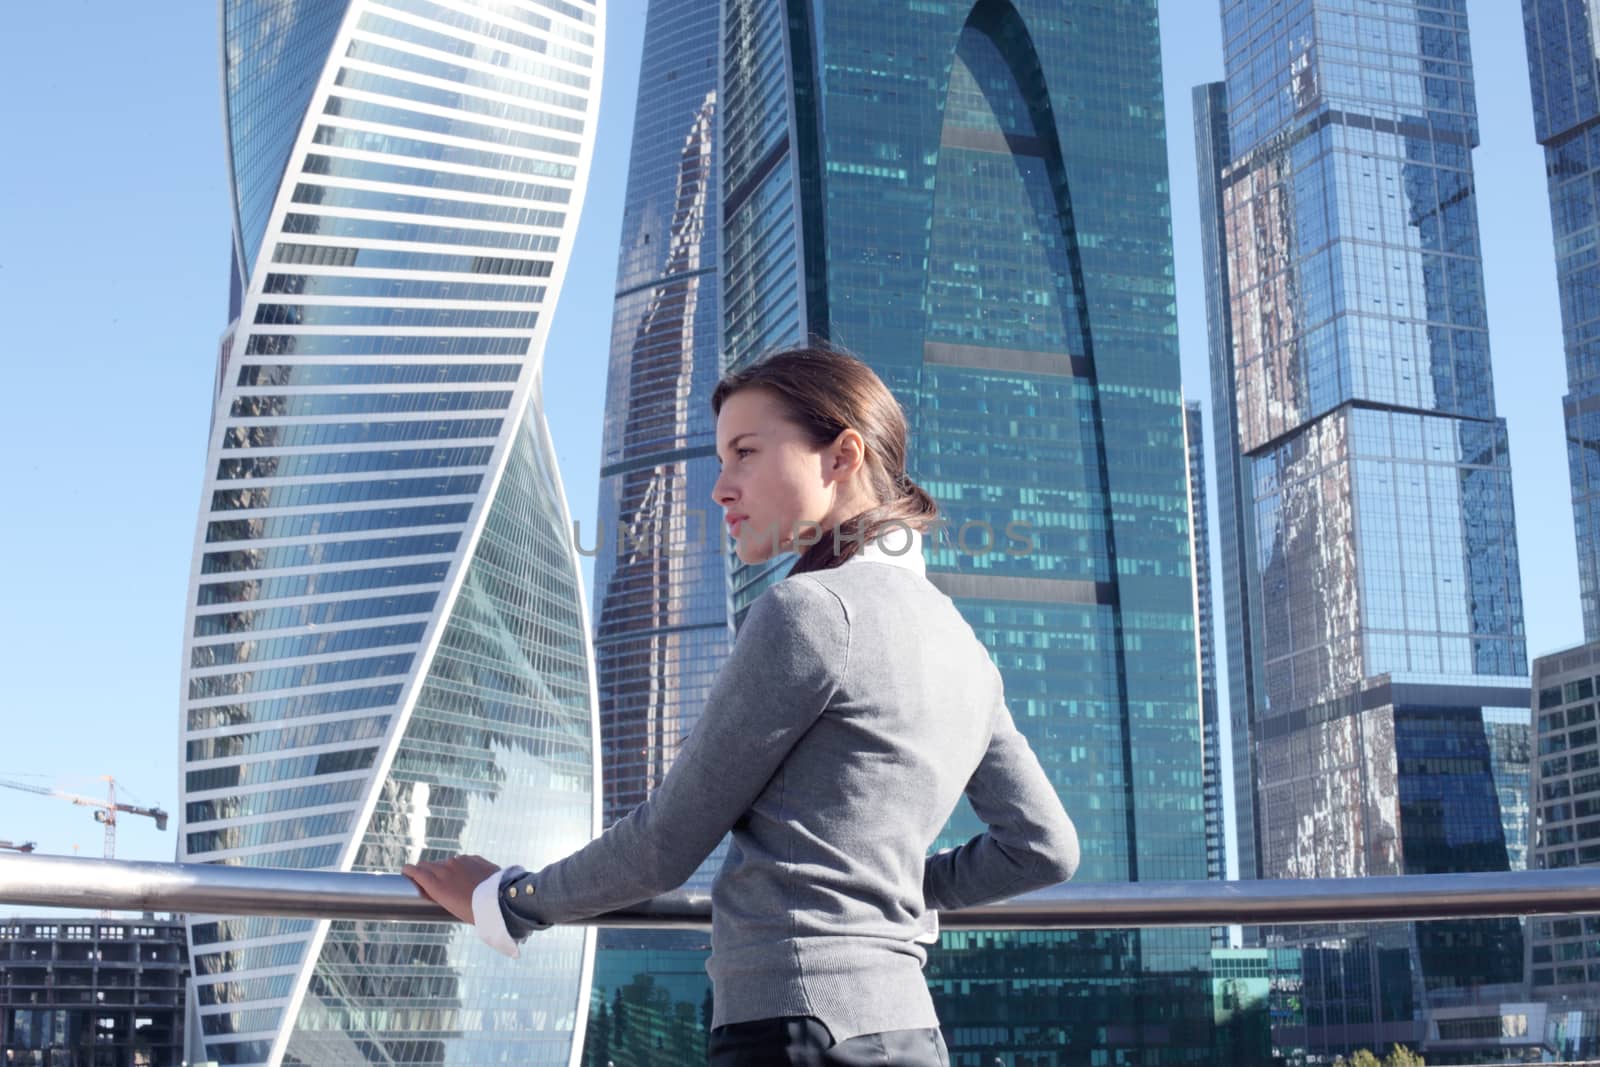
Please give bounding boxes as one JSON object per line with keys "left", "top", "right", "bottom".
{"left": 708, "top": 1015, "right": 949, "bottom": 1066}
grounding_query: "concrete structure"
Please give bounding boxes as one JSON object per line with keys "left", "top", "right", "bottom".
{"left": 1528, "top": 638, "right": 1600, "bottom": 1058}
{"left": 1, "top": 914, "right": 187, "bottom": 1067}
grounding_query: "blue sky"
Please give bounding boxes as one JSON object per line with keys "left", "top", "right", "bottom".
{"left": 0, "top": 2, "right": 1576, "bottom": 872}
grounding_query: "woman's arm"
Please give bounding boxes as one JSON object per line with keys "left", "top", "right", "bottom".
{"left": 922, "top": 689, "right": 1079, "bottom": 913}
{"left": 405, "top": 576, "right": 849, "bottom": 936}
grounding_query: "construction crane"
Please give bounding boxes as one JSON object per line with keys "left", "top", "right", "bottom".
{"left": 0, "top": 776, "right": 168, "bottom": 859}
{"left": 0, "top": 840, "right": 36, "bottom": 853}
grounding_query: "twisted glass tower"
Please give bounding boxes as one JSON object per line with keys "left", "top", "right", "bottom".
{"left": 1199, "top": 0, "right": 1533, "bottom": 1056}
{"left": 179, "top": 3, "right": 603, "bottom": 1065}
{"left": 721, "top": 0, "right": 1218, "bottom": 1060}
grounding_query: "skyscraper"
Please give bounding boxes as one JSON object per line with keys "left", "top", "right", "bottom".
{"left": 1511, "top": 4, "right": 1600, "bottom": 1052}
{"left": 720, "top": 0, "right": 1216, "bottom": 1061}
{"left": 1185, "top": 401, "right": 1230, "bottom": 914}
{"left": 179, "top": 4, "right": 603, "bottom": 1065}
{"left": 1195, "top": 80, "right": 1263, "bottom": 889}
{"left": 1523, "top": 0, "right": 1600, "bottom": 640}
{"left": 1198, "top": 0, "right": 1533, "bottom": 1055}
{"left": 584, "top": 0, "right": 723, "bottom": 1059}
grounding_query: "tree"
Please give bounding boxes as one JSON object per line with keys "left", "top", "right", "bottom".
{"left": 1349, "top": 1050, "right": 1382, "bottom": 1067}
{"left": 1384, "top": 1045, "right": 1424, "bottom": 1067}
{"left": 612, "top": 986, "right": 629, "bottom": 1047}
{"left": 587, "top": 1002, "right": 610, "bottom": 1067}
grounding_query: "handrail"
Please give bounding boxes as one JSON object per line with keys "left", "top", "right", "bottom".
{"left": 4, "top": 853, "right": 1600, "bottom": 928}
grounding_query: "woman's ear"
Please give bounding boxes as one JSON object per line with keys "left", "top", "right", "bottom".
{"left": 828, "top": 428, "right": 867, "bottom": 482}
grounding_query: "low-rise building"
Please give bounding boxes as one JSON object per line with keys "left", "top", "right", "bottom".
{"left": 1, "top": 914, "right": 187, "bottom": 1066}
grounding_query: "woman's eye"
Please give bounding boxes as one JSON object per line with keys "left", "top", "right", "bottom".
{"left": 736, "top": 448, "right": 754, "bottom": 458}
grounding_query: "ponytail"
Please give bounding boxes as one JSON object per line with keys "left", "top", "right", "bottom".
{"left": 790, "top": 474, "right": 939, "bottom": 574}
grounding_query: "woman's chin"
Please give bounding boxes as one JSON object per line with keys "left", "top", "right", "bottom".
{"left": 734, "top": 540, "right": 775, "bottom": 565}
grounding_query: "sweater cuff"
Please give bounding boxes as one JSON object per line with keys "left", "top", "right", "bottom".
{"left": 472, "top": 865, "right": 530, "bottom": 958}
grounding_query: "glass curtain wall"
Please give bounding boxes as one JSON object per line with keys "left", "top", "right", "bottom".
{"left": 582, "top": 0, "right": 726, "bottom": 1061}
{"left": 1522, "top": 0, "right": 1600, "bottom": 639}
{"left": 1199, "top": 0, "right": 1532, "bottom": 1057}
{"left": 720, "top": 0, "right": 1218, "bottom": 1061}
{"left": 1186, "top": 400, "right": 1231, "bottom": 942}
{"left": 181, "top": 3, "right": 604, "bottom": 1065}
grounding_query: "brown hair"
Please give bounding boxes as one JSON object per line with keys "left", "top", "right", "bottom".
{"left": 711, "top": 343, "right": 940, "bottom": 574}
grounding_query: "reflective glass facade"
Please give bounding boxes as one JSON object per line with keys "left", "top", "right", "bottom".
{"left": 1200, "top": 0, "right": 1533, "bottom": 1057}
{"left": 721, "top": 0, "right": 1218, "bottom": 1061}
{"left": 1523, "top": 0, "right": 1600, "bottom": 640}
{"left": 182, "top": 3, "right": 603, "bottom": 1065}
{"left": 224, "top": 0, "right": 353, "bottom": 282}
{"left": 1195, "top": 81, "right": 1264, "bottom": 888}
{"left": 1186, "top": 401, "right": 1230, "bottom": 917}
{"left": 583, "top": 0, "right": 724, "bottom": 1059}
{"left": 719, "top": 0, "right": 817, "bottom": 617}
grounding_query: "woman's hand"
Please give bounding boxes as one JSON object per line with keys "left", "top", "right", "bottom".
{"left": 401, "top": 854, "right": 501, "bottom": 925}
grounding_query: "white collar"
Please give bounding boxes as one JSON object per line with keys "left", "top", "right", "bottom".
{"left": 849, "top": 526, "right": 925, "bottom": 576}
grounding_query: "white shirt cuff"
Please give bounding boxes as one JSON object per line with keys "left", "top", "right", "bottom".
{"left": 472, "top": 864, "right": 526, "bottom": 958}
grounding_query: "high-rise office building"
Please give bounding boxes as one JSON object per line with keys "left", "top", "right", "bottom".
{"left": 178, "top": 3, "right": 603, "bottom": 1065}
{"left": 1523, "top": 0, "right": 1600, "bottom": 640}
{"left": 1509, "top": 6, "right": 1600, "bottom": 1050}
{"left": 1185, "top": 401, "right": 1230, "bottom": 913}
{"left": 720, "top": 0, "right": 1216, "bottom": 1060}
{"left": 1528, "top": 639, "right": 1600, "bottom": 1058}
{"left": 584, "top": 0, "right": 723, "bottom": 1059}
{"left": 1195, "top": 80, "right": 1263, "bottom": 889}
{"left": 1198, "top": 0, "right": 1533, "bottom": 1055}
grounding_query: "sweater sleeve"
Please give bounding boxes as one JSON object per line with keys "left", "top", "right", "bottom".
{"left": 501, "top": 576, "right": 849, "bottom": 930}
{"left": 922, "top": 681, "right": 1079, "bottom": 912}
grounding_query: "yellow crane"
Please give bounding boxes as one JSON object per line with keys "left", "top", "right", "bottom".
{"left": 0, "top": 776, "right": 168, "bottom": 859}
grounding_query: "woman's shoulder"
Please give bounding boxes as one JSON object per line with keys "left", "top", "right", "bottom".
{"left": 780, "top": 561, "right": 959, "bottom": 636}
{"left": 730, "top": 575, "right": 853, "bottom": 679}
{"left": 742, "top": 572, "right": 851, "bottom": 638}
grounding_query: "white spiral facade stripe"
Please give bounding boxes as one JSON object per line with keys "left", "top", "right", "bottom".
{"left": 180, "top": 2, "right": 603, "bottom": 1064}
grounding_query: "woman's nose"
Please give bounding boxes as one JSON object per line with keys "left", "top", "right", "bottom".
{"left": 711, "top": 469, "right": 736, "bottom": 507}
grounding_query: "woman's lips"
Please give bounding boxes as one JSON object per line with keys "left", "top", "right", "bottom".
{"left": 726, "top": 513, "right": 748, "bottom": 536}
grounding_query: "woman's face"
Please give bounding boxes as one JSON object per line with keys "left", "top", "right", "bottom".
{"left": 712, "top": 388, "right": 846, "bottom": 565}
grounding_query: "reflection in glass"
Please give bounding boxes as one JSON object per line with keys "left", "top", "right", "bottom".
{"left": 183, "top": 2, "right": 602, "bottom": 1065}
{"left": 1523, "top": 0, "right": 1600, "bottom": 639}
{"left": 1203, "top": 1, "right": 1532, "bottom": 1057}
{"left": 717, "top": 0, "right": 1220, "bottom": 1060}
{"left": 583, "top": 0, "right": 724, "bottom": 1057}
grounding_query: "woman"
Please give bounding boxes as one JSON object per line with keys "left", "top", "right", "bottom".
{"left": 404, "top": 344, "right": 1079, "bottom": 1066}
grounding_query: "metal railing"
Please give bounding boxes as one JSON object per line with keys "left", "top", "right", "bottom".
{"left": 5, "top": 852, "right": 1600, "bottom": 927}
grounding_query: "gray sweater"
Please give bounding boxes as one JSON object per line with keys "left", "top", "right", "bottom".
{"left": 500, "top": 542, "right": 1079, "bottom": 1042}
